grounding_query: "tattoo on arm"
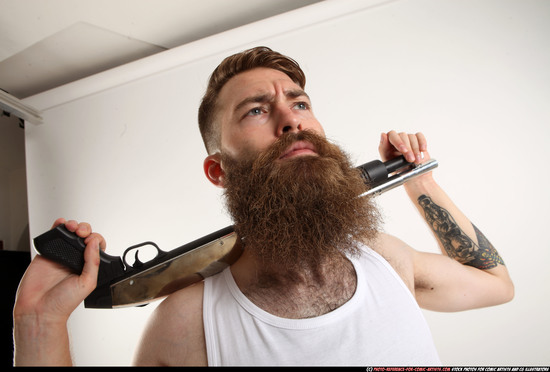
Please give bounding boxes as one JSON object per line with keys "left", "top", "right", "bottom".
{"left": 417, "top": 195, "right": 504, "bottom": 270}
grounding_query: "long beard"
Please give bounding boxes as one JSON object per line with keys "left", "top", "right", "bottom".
{"left": 221, "top": 130, "right": 381, "bottom": 272}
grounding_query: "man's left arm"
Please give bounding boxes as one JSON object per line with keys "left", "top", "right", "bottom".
{"left": 380, "top": 131, "right": 514, "bottom": 311}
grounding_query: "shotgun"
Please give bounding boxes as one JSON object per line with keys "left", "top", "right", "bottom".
{"left": 33, "top": 156, "right": 438, "bottom": 308}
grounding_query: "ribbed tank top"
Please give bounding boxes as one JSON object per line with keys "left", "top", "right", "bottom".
{"left": 203, "top": 244, "right": 440, "bottom": 366}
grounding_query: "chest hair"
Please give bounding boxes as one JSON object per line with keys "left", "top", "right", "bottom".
{"left": 241, "top": 257, "right": 357, "bottom": 319}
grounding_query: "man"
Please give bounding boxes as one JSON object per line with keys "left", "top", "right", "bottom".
{"left": 13, "top": 47, "right": 514, "bottom": 366}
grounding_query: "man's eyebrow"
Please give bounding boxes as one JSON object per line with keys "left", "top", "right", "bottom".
{"left": 285, "top": 88, "right": 310, "bottom": 100}
{"left": 234, "top": 94, "right": 272, "bottom": 113}
{"left": 234, "top": 89, "right": 311, "bottom": 113}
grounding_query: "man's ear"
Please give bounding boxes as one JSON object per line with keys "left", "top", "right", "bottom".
{"left": 203, "top": 153, "right": 225, "bottom": 188}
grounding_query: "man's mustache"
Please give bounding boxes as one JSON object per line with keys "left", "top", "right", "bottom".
{"left": 253, "top": 130, "right": 334, "bottom": 171}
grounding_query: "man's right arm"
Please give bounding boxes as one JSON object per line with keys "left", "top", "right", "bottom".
{"left": 13, "top": 219, "right": 103, "bottom": 366}
{"left": 378, "top": 131, "right": 514, "bottom": 311}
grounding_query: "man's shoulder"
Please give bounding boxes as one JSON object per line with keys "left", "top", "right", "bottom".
{"left": 369, "top": 232, "right": 414, "bottom": 257}
{"left": 153, "top": 281, "right": 206, "bottom": 333}
{"left": 367, "top": 232, "right": 416, "bottom": 291}
{"left": 161, "top": 280, "right": 205, "bottom": 310}
{"left": 134, "top": 282, "right": 207, "bottom": 366}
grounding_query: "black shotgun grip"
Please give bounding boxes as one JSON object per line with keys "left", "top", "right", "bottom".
{"left": 33, "top": 224, "right": 125, "bottom": 285}
{"left": 34, "top": 224, "right": 87, "bottom": 273}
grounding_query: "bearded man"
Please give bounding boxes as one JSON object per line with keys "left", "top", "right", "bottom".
{"left": 13, "top": 47, "right": 514, "bottom": 366}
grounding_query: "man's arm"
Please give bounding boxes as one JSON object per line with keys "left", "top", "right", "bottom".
{"left": 416, "top": 193, "right": 504, "bottom": 269}
{"left": 379, "top": 131, "right": 514, "bottom": 311}
{"left": 13, "top": 219, "right": 103, "bottom": 366}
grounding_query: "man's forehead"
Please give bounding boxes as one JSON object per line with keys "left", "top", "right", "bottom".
{"left": 219, "top": 68, "right": 302, "bottom": 104}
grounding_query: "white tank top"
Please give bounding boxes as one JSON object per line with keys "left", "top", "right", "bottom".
{"left": 203, "top": 245, "right": 440, "bottom": 366}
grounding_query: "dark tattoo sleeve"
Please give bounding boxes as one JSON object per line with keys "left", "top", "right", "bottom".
{"left": 417, "top": 195, "right": 504, "bottom": 270}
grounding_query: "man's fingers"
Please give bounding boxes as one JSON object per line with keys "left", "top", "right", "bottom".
{"left": 51, "top": 218, "right": 107, "bottom": 252}
{"left": 63, "top": 219, "right": 79, "bottom": 232}
{"left": 75, "top": 223, "right": 92, "bottom": 238}
{"left": 384, "top": 131, "right": 429, "bottom": 164}
{"left": 84, "top": 233, "right": 107, "bottom": 252}
{"left": 51, "top": 217, "right": 66, "bottom": 229}
{"left": 387, "top": 131, "right": 415, "bottom": 162}
{"left": 416, "top": 132, "right": 427, "bottom": 152}
{"left": 80, "top": 237, "right": 100, "bottom": 291}
{"left": 408, "top": 134, "right": 422, "bottom": 163}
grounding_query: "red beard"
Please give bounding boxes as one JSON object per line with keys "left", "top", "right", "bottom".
{"left": 221, "top": 130, "right": 381, "bottom": 272}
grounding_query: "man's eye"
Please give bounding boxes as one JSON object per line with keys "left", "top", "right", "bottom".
{"left": 294, "top": 102, "right": 309, "bottom": 110}
{"left": 246, "top": 107, "right": 263, "bottom": 116}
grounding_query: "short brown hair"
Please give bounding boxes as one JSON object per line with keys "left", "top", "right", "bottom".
{"left": 198, "top": 46, "right": 306, "bottom": 154}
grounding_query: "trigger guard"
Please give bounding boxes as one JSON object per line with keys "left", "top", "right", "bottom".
{"left": 122, "top": 241, "right": 164, "bottom": 269}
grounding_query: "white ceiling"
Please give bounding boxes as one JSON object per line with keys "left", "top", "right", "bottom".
{"left": 0, "top": 0, "right": 323, "bottom": 99}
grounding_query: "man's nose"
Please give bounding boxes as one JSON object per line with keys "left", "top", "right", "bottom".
{"left": 275, "top": 106, "right": 302, "bottom": 136}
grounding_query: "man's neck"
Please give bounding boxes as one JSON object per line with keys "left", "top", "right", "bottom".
{"left": 230, "top": 249, "right": 357, "bottom": 319}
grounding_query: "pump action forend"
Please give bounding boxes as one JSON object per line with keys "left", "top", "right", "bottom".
{"left": 33, "top": 156, "right": 438, "bottom": 308}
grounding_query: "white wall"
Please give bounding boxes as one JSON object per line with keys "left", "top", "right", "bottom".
{"left": 24, "top": 0, "right": 550, "bottom": 365}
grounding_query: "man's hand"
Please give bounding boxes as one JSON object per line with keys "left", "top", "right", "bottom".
{"left": 379, "top": 130, "right": 429, "bottom": 165}
{"left": 13, "top": 218, "right": 106, "bottom": 366}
